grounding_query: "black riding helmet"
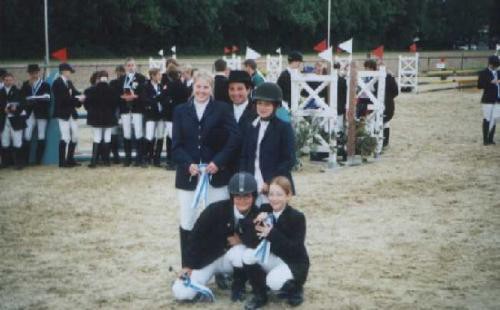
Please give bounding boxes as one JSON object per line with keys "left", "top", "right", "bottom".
{"left": 252, "top": 82, "right": 283, "bottom": 105}
{"left": 228, "top": 172, "right": 258, "bottom": 196}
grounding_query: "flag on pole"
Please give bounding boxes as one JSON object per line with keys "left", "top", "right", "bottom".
{"left": 276, "top": 47, "right": 281, "bottom": 54}
{"left": 318, "top": 46, "right": 333, "bottom": 63}
{"left": 245, "top": 46, "right": 261, "bottom": 60}
{"left": 313, "top": 39, "right": 328, "bottom": 52}
{"left": 171, "top": 46, "right": 176, "bottom": 54}
{"left": 409, "top": 43, "right": 417, "bottom": 53}
{"left": 158, "top": 49, "right": 164, "bottom": 56}
{"left": 51, "top": 48, "right": 68, "bottom": 62}
{"left": 372, "top": 45, "right": 384, "bottom": 59}
{"left": 338, "top": 38, "right": 353, "bottom": 54}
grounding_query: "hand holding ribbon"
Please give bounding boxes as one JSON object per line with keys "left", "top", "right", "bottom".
{"left": 190, "top": 164, "right": 211, "bottom": 209}
{"left": 254, "top": 214, "right": 273, "bottom": 264}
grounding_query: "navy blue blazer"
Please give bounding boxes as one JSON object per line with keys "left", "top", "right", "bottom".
{"left": 52, "top": 77, "right": 81, "bottom": 120}
{"left": 478, "top": 68, "right": 500, "bottom": 103}
{"left": 260, "top": 204, "right": 309, "bottom": 287}
{"left": 20, "top": 80, "right": 51, "bottom": 119}
{"left": 140, "top": 80, "right": 166, "bottom": 121}
{"left": 172, "top": 98, "right": 241, "bottom": 190}
{"left": 0, "top": 86, "right": 26, "bottom": 131}
{"left": 239, "top": 116, "right": 296, "bottom": 193}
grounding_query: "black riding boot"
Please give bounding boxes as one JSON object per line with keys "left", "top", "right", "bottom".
{"left": 66, "top": 142, "right": 80, "bottom": 167}
{"left": 166, "top": 137, "right": 175, "bottom": 170}
{"left": 88, "top": 143, "right": 99, "bottom": 168}
{"left": 144, "top": 139, "right": 154, "bottom": 165}
{"left": 153, "top": 138, "right": 163, "bottom": 167}
{"left": 483, "top": 119, "right": 490, "bottom": 145}
{"left": 123, "top": 139, "right": 132, "bottom": 167}
{"left": 488, "top": 125, "right": 496, "bottom": 145}
{"left": 279, "top": 279, "right": 304, "bottom": 307}
{"left": 111, "top": 134, "right": 121, "bottom": 164}
{"left": 244, "top": 264, "right": 268, "bottom": 310}
{"left": 13, "top": 147, "right": 24, "bottom": 170}
{"left": 231, "top": 267, "right": 247, "bottom": 302}
{"left": 0, "top": 147, "right": 10, "bottom": 168}
{"left": 22, "top": 140, "right": 31, "bottom": 165}
{"left": 102, "top": 142, "right": 111, "bottom": 166}
{"left": 134, "top": 138, "right": 145, "bottom": 167}
{"left": 35, "top": 140, "right": 46, "bottom": 165}
{"left": 96, "top": 142, "right": 103, "bottom": 165}
{"left": 58, "top": 141, "right": 67, "bottom": 168}
{"left": 179, "top": 227, "right": 191, "bottom": 268}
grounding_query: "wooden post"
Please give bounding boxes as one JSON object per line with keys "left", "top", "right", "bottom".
{"left": 346, "top": 62, "right": 357, "bottom": 158}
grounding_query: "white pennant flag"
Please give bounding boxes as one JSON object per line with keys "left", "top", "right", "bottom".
{"left": 276, "top": 47, "right": 281, "bottom": 54}
{"left": 318, "top": 46, "right": 333, "bottom": 63}
{"left": 496, "top": 44, "right": 500, "bottom": 51}
{"left": 158, "top": 49, "right": 164, "bottom": 56}
{"left": 338, "top": 38, "right": 353, "bottom": 54}
{"left": 171, "top": 46, "right": 176, "bottom": 53}
{"left": 246, "top": 46, "right": 261, "bottom": 60}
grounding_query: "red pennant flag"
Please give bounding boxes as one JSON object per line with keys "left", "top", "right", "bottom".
{"left": 224, "top": 47, "right": 231, "bottom": 54}
{"left": 372, "top": 45, "right": 384, "bottom": 59}
{"left": 313, "top": 39, "right": 328, "bottom": 52}
{"left": 409, "top": 43, "right": 417, "bottom": 53}
{"left": 51, "top": 48, "right": 68, "bottom": 62}
{"left": 232, "top": 45, "right": 239, "bottom": 53}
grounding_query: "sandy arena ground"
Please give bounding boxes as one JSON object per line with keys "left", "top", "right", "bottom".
{"left": 0, "top": 89, "right": 499, "bottom": 309}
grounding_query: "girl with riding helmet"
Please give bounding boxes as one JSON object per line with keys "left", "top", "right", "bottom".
{"left": 239, "top": 82, "right": 296, "bottom": 206}
{"left": 172, "top": 70, "right": 240, "bottom": 268}
{"left": 172, "top": 172, "right": 261, "bottom": 303}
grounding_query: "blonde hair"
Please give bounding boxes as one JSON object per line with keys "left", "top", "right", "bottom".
{"left": 193, "top": 70, "right": 214, "bottom": 90}
{"left": 125, "top": 57, "right": 135, "bottom": 65}
{"left": 148, "top": 68, "right": 160, "bottom": 79}
{"left": 270, "top": 176, "right": 293, "bottom": 196}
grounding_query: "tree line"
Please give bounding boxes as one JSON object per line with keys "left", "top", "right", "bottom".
{"left": 1, "top": 0, "right": 498, "bottom": 59}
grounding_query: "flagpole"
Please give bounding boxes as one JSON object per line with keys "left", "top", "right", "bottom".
{"left": 44, "top": 0, "right": 49, "bottom": 75}
{"left": 327, "top": 0, "right": 331, "bottom": 47}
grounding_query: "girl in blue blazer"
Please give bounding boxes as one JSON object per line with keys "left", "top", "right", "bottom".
{"left": 239, "top": 82, "right": 296, "bottom": 206}
{"left": 172, "top": 71, "right": 240, "bottom": 267}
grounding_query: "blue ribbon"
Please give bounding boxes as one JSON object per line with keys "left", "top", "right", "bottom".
{"left": 32, "top": 79, "right": 43, "bottom": 96}
{"left": 254, "top": 215, "right": 273, "bottom": 264}
{"left": 191, "top": 164, "right": 210, "bottom": 209}
{"left": 181, "top": 274, "right": 215, "bottom": 302}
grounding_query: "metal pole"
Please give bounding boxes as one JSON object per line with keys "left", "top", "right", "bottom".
{"left": 44, "top": 0, "right": 49, "bottom": 76}
{"left": 327, "top": 0, "right": 331, "bottom": 47}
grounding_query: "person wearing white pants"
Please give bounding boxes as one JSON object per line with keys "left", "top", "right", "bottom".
{"left": 21, "top": 64, "right": 51, "bottom": 165}
{"left": 141, "top": 68, "right": 166, "bottom": 166}
{"left": 0, "top": 72, "right": 26, "bottom": 169}
{"left": 242, "top": 177, "right": 309, "bottom": 310}
{"left": 478, "top": 55, "right": 500, "bottom": 145}
{"left": 172, "top": 173, "right": 261, "bottom": 303}
{"left": 109, "top": 65, "right": 126, "bottom": 164}
{"left": 83, "top": 71, "right": 119, "bottom": 168}
{"left": 52, "top": 63, "right": 84, "bottom": 168}
{"left": 162, "top": 64, "right": 190, "bottom": 169}
{"left": 117, "top": 58, "right": 146, "bottom": 167}
{"left": 172, "top": 71, "right": 241, "bottom": 268}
